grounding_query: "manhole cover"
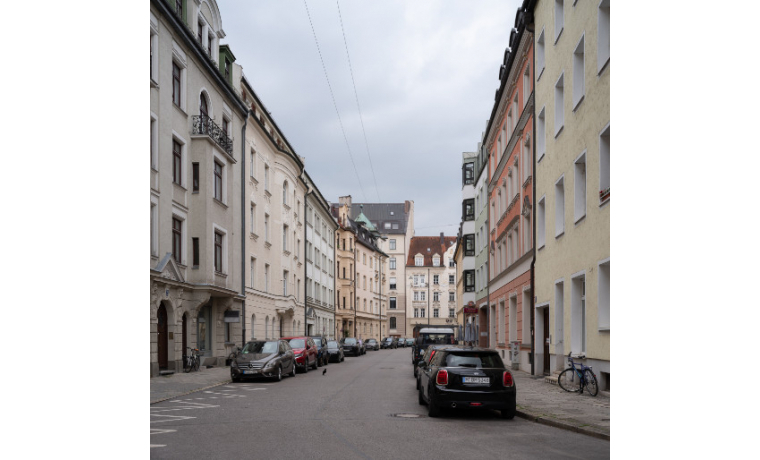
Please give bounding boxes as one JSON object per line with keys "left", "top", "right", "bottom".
{"left": 391, "top": 413, "right": 424, "bottom": 418}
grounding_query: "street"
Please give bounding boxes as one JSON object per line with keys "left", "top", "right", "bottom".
{"left": 151, "top": 348, "right": 609, "bottom": 459}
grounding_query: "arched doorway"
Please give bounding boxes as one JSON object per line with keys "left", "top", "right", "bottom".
{"left": 157, "top": 303, "right": 168, "bottom": 370}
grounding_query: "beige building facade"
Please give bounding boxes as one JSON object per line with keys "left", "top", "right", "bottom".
{"left": 406, "top": 235, "right": 458, "bottom": 333}
{"left": 532, "top": 0, "right": 610, "bottom": 389}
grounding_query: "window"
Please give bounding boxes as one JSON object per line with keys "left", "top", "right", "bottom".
{"left": 598, "top": 0, "right": 610, "bottom": 73}
{"left": 571, "top": 274, "right": 586, "bottom": 354}
{"left": 464, "top": 234, "right": 475, "bottom": 256}
{"left": 390, "top": 297, "right": 397, "bottom": 309}
{"left": 420, "top": 308, "right": 425, "bottom": 318}
{"left": 175, "top": 0, "right": 183, "bottom": 17}
{"left": 414, "top": 308, "right": 419, "bottom": 318}
{"left": 283, "top": 270, "right": 288, "bottom": 296}
{"left": 463, "top": 199, "right": 475, "bottom": 221}
{"left": 390, "top": 317, "right": 397, "bottom": 329}
{"left": 449, "top": 308, "right": 455, "bottom": 318}
{"left": 192, "top": 163, "right": 199, "bottom": 191}
{"left": 283, "top": 181, "right": 288, "bottom": 205}
{"left": 523, "top": 64, "right": 530, "bottom": 108}
{"left": 150, "top": 203, "right": 158, "bottom": 256}
{"left": 554, "top": 0, "right": 564, "bottom": 43}
{"left": 384, "top": 222, "right": 391, "bottom": 229}
{"left": 214, "top": 231, "right": 223, "bottom": 272}
{"left": 172, "top": 61, "right": 182, "bottom": 106}
{"left": 150, "top": 27, "right": 158, "bottom": 82}
{"left": 415, "top": 255, "right": 424, "bottom": 267}
{"left": 434, "top": 292, "right": 440, "bottom": 302}
{"left": 390, "top": 277, "right": 397, "bottom": 290}
{"left": 433, "top": 256, "right": 440, "bottom": 267}
{"left": 537, "top": 107, "right": 546, "bottom": 161}
{"left": 573, "top": 35, "right": 585, "bottom": 109}
{"left": 264, "top": 264, "right": 270, "bottom": 293}
{"left": 434, "top": 309, "right": 439, "bottom": 318}
{"left": 537, "top": 197, "right": 546, "bottom": 249}
{"left": 574, "top": 152, "right": 587, "bottom": 222}
{"left": 537, "top": 28, "right": 545, "bottom": 80}
{"left": 449, "top": 259, "right": 455, "bottom": 268}
{"left": 555, "top": 73, "right": 564, "bottom": 136}
{"left": 449, "top": 292, "right": 455, "bottom": 302}
{"left": 264, "top": 164, "right": 269, "bottom": 191}
{"left": 600, "top": 124, "right": 610, "bottom": 203}
{"left": 555, "top": 177, "right": 565, "bottom": 237}
{"left": 172, "top": 217, "right": 182, "bottom": 264}
{"left": 250, "top": 257, "right": 256, "bottom": 288}
{"left": 264, "top": 214, "right": 269, "bottom": 242}
{"left": 214, "top": 161, "right": 223, "bottom": 201}
{"left": 250, "top": 203, "right": 256, "bottom": 234}
{"left": 172, "top": 139, "right": 182, "bottom": 185}
{"left": 389, "top": 258, "right": 396, "bottom": 270}
{"left": 390, "top": 239, "right": 396, "bottom": 250}
{"left": 464, "top": 270, "right": 475, "bottom": 292}
{"left": 283, "top": 224, "right": 288, "bottom": 251}
{"left": 250, "top": 149, "right": 256, "bottom": 178}
{"left": 598, "top": 260, "right": 610, "bottom": 330}
{"left": 463, "top": 162, "right": 474, "bottom": 185}
{"left": 555, "top": 281, "right": 564, "bottom": 347}
{"left": 433, "top": 275, "right": 439, "bottom": 285}
{"left": 199, "top": 93, "right": 209, "bottom": 119}
{"left": 509, "top": 296, "right": 517, "bottom": 342}
{"left": 449, "top": 274, "right": 455, "bottom": 284}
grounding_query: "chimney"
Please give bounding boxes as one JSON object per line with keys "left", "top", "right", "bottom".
{"left": 339, "top": 195, "right": 352, "bottom": 207}
{"left": 405, "top": 200, "right": 410, "bottom": 214}
{"left": 440, "top": 232, "right": 445, "bottom": 247}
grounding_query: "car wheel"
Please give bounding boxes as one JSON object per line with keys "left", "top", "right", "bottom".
{"left": 232, "top": 374, "right": 240, "bottom": 383}
{"left": 274, "top": 366, "right": 282, "bottom": 382}
{"left": 290, "top": 363, "right": 297, "bottom": 377}
{"left": 500, "top": 403, "right": 516, "bottom": 420}
{"left": 312, "top": 357, "right": 318, "bottom": 370}
{"left": 317, "top": 356, "right": 322, "bottom": 368}
{"left": 427, "top": 395, "right": 441, "bottom": 417}
{"left": 303, "top": 361, "right": 308, "bottom": 373}
{"left": 341, "top": 355, "right": 344, "bottom": 362}
{"left": 416, "top": 377, "right": 420, "bottom": 391}
{"left": 418, "top": 387, "right": 425, "bottom": 406}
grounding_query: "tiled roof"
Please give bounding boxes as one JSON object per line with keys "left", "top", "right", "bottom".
{"left": 406, "top": 235, "right": 457, "bottom": 266}
{"left": 350, "top": 203, "right": 408, "bottom": 234}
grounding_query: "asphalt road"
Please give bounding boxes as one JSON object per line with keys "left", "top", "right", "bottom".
{"left": 150, "top": 347, "right": 609, "bottom": 459}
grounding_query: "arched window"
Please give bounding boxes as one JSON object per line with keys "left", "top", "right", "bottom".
{"left": 283, "top": 181, "right": 288, "bottom": 205}
{"left": 200, "top": 93, "right": 209, "bottom": 119}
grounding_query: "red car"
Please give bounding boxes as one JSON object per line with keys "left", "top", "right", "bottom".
{"left": 282, "top": 336, "right": 319, "bottom": 373}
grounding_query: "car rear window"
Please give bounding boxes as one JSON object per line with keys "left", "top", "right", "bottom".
{"left": 344, "top": 338, "right": 357, "bottom": 345}
{"left": 327, "top": 341, "right": 338, "bottom": 349}
{"left": 421, "top": 333, "right": 455, "bottom": 345}
{"left": 443, "top": 352, "right": 504, "bottom": 369}
{"left": 313, "top": 339, "right": 322, "bottom": 347}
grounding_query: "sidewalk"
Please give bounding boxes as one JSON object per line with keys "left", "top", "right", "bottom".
{"left": 512, "top": 369, "right": 610, "bottom": 440}
{"left": 150, "top": 366, "right": 231, "bottom": 404}
{"left": 150, "top": 366, "right": 609, "bottom": 441}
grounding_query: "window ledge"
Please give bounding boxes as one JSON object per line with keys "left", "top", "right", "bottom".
{"left": 555, "top": 231, "right": 565, "bottom": 239}
{"left": 264, "top": 190, "right": 272, "bottom": 197}
{"left": 598, "top": 327, "right": 610, "bottom": 332}
{"left": 264, "top": 241, "right": 272, "bottom": 249}
{"left": 574, "top": 214, "right": 586, "bottom": 226}
{"left": 283, "top": 203, "right": 291, "bottom": 210}
{"left": 250, "top": 176, "right": 258, "bottom": 185}
{"left": 173, "top": 103, "right": 188, "bottom": 117}
{"left": 537, "top": 243, "right": 545, "bottom": 251}
{"left": 250, "top": 232, "right": 259, "bottom": 241}
{"left": 554, "top": 28, "right": 563, "bottom": 45}
{"left": 173, "top": 182, "right": 187, "bottom": 192}
{"left": 537, "top": 152, "right": 545, "bottom": 164}
{"left": 213, "top": 198, "right": 228, "bottom": 209}
{"left": 572, "top": 95, "right": 585, "bottom": 112}
{"left": 150, "top": 78, "right": 159, "bottom": 88}
{"left": 284, "top": 250, "right": 291, "bottom": 257}
{"left": 598, "top": 58, "right": 610, "bottom": 76}
{"left": 554, "top": 126, "right": 564, "bottom": 139}
{"left": 537, "top": 67, "right": 545, "bottom": 82}
{"left": 215, "top": 271, "right": 227, "bottom": 278}
{"left": 151, "top": 166, "right": 159, "bottom": 172}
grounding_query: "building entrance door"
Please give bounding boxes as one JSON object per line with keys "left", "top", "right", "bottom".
{"left": 543, "top": 308, "right": 550, "bottom": 375}
{"left": 157, "top": 303, "right": 168, "bottom": 369}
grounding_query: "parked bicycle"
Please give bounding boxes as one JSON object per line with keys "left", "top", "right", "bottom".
{"left": 558, "top": 352, "right": 598, "bottom": 396}
{"left": 184, "top": 347, "right": 200, "bottom": 373}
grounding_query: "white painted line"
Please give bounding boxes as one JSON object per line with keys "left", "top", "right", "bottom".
{"left": 150, "top": 445, "right": 166, "bottom": 448}
{"left": 150, "top": 429, "right": 177, "bottom": 435}
{"left": 150, "top": 414, "right": 196, "bottom": 424}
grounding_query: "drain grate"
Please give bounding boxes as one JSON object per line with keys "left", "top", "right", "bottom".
{"left": 391, "top": 413, "right": 425, "bottom": 418}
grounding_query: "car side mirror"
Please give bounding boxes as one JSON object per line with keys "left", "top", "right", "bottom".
{"left": 417, "top": 360, "right": 426, "bottom": 368}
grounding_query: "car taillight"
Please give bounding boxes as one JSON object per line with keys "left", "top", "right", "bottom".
{"left": 429, "top": 350, "right": 436, "bottom": 362}
{"left": 436, "top": 369, "right": 448, "bottom": 385}
{"left": 503, "top": 371, "right": 514, "bottom": 387}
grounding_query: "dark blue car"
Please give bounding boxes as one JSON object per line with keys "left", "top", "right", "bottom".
{"left": 309, "top": 336, "right": 330, "bottom": 366}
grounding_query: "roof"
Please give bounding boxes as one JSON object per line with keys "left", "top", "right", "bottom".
{"left": 406, "top": 234, "right": 457, "bottom": 266}
{"left": 349, "top": 203, "right": 408, "bottom": 234}
{"left": 353, "top": 205, "right": 377, "bottom": 232}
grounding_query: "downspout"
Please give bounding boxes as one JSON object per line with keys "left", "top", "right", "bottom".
{"left": 241, "top": 112, "right": 248, "bottom": 345}
{"left": 526, "top": 13, "right": 536, "bottom": 377}
{"left": 305, "top": 190, "right": 314, "bottom": 336}
{"left": 354, "top": 236, "right": 357, "bottom": 338}
{"left": 427, "top": 267, "right": 431, "bottom": 326}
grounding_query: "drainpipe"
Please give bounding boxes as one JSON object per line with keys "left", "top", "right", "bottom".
{"left": 427, "top": 267, "right": 430, "bottom": 326}
{"left": 354, "top": 236, "right": 357, "bottom": 338}
{"left": 526, "top": 13, "right": 537, "bottom": 377}
{"left": 305, "top": 190, "right": 314, "bottom": 336}
{"left": 241, "top": 113, "right": 248, "bottom": 345}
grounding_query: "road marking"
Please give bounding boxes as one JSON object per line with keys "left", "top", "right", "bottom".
{"left": 150, "top": 445, "right": 166, "bottom": 448}
{"left": 150, "top": 414, "right": 196, "bottom": 424}
{"left": 151, "top": 429, "right": 177, "bottom": 435}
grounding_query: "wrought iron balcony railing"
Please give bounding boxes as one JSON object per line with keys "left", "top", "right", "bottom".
{"left": 192, "top": 115, "right": 233, "bottom": 156}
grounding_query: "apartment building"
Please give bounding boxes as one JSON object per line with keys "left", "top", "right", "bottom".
{"left": 459, "top": 152, "right": 478, "bottom": 343}
{"left": 150, "top": 0, "right": 248, "bottom": 376}
{"left": 473, "top": 132, "right": 491, "bottom": 347}
{"left": 532, "top": 0, "right": 610, "bottom": 388}
{"left": 406, "top": 234, "right": 457, "bottom": 333}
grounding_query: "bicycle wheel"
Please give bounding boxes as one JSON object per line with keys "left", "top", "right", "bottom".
{"left": 183, "top": 356, "right": 192, "bottom": 373}
{"left": 558, "top": 368, "right": 581, "bottom": 393}
{"left": 192, "top": 357, "right": 200, "bottom": 372}
{"left": 583, "top": 369, "right": 599, "bottom": 396}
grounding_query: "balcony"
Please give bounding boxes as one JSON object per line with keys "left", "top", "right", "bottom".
{"left": 192, "top": 115, "right": 233, "bottom": 156}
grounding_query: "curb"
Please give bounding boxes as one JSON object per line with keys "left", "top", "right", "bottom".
{"left": 515, "top": 410, "right": 609, "bottom": 441}
{"left": 150, "top": 378, "right": 232, "bottom": 405}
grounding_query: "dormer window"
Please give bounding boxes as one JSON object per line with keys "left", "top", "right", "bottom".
{"left": 433, "top": 255, "right": 440, "bottom": 267}
{"left": 415, "top": 255, "right": 424, "bottom": 266}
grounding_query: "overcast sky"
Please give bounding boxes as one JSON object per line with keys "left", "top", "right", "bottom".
{"left": 217, "top": 0, "right": 522, "bottom": 237}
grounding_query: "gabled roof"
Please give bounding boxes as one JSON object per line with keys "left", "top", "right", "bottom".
{"left": 406, "top": 235, "right": 457, "bottom": 267}
{"left": 349, "top": 203, "right": 408, "bottom": 234}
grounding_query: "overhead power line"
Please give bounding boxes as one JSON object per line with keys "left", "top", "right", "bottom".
{"left": 303, "top": 0, "right": 367, "bottom": 202}
{"left": 336, "top": 0, "right": 381, "bottom": 203}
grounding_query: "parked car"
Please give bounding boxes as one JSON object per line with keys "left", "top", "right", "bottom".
{"left": 380, "top": 337, "right": 393, "bottom": 349}
{"left": 357, "top": 339, "right": 366, "bottom": 355}
{"left": 310, "top": 336, "right": 330, "bottom": 366}
{"left": 283, "top": 336, "right": 319, "bottom": 373}
{"left": 326, "top": 340, "right": 345, "bottom": 363}
{"left": 417, "top": 346, "right": 516, "bottom": 419}
{"left": 365, "top": 339, "right": 380, "bottom": 351}
{"left": 412, "top": 327, "right": 456, "bottom": 364}
{"left": 397, "top": 337, "right": 407, "bottom": 348}
{"left": 341, "top": 337, "right": 362, "bottom": 356}
{"left": 415, "top": 345, "right": 456, "bottom": 386}
{"left": 382, "top": 337, "right": 398, "bottom": 349}
{"left": 231, "top": 340, "right": 296, "bottom": 382}
{"left": 405, "top": 338, "right": 414, "bottom": 347}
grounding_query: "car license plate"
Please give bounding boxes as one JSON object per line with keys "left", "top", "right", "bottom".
{"left": 244, "top": 370, "right": 258, "bottom": 375}
{"left": 463, "top": 377, "right": 489, "bottom": 384}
